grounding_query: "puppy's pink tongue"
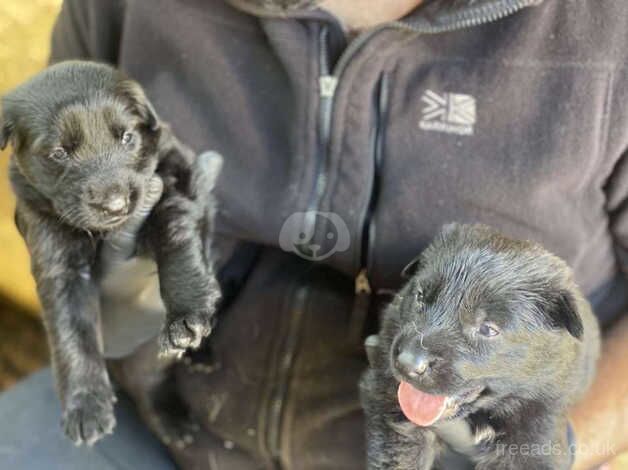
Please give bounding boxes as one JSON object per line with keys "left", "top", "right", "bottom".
{"left": 398, "top": 381, "right": 447, "bottom": 427}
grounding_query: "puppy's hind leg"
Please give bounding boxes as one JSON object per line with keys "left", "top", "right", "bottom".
{"left": 108, "top": 339, "right": 203, "bottom": 450}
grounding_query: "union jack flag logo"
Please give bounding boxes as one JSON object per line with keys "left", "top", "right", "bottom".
{"left": 421, "top": 90, "right": 476, "bottom": 125}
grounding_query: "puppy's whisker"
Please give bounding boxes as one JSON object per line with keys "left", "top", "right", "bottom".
{"left": 419, "top": 332, "right": 427, "bottom": 351}
{"left": 411, "top": 321, "right": 428, "bottom": 352}
{"left": 60, "top": 207, "right": 82, "bottom": 227}
{"left": 57, "top": 208, "right": 74, "bottom": 225}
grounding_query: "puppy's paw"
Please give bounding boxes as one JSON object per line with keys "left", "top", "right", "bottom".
{"left": 158, "top": 310, "right": 213, "bottom": 359}
{"left": 148, "top": 412, "right": 202, "bottom": 450}
{"left": 62, "top": 387, "right": 117, "bottom": 446}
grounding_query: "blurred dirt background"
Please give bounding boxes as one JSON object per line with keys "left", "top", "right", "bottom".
{"left": 0, "top": 0, "right": 59, "bottom": 390}
{"left": 0, "top": 1, "right": 626, "bottom": 468}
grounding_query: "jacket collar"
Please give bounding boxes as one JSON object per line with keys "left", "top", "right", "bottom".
{"left": 226, "top": 0, "right": 544, "bottom": 31}
{"left": 399, "top": 0, "right": 544, "bottom": 33}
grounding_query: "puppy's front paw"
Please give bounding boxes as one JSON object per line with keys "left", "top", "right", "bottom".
{"left": 158, "top": 310, "right": 213, "bottom": 359}
{"left": 62, "top": 387, "right": 117, "bottom": 446}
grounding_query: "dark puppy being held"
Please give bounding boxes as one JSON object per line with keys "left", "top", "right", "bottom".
{"left": 0, "top": 61, "right": 222, "bottom": 445}
{"left": 360, "top": 223, "right": 600, "bottom": 470}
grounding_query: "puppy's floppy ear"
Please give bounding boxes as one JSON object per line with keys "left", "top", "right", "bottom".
{"left": 115, "top": 79, "right": 160, "bottom": 132}
{"left": 540, "top": 290, "right": 584, "bottom": 340}
{"left": 401, "top": 254, "right": 422, "bottom": 279}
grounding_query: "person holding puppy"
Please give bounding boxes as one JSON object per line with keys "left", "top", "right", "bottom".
{"left": 1, "top": 0, "right": 627, "bottom": 469}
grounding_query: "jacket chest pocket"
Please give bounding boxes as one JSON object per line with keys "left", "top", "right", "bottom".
{"left": 371, "top": 59, "right": 614, "bottom": 287}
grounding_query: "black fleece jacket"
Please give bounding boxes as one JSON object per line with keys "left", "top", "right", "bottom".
{"left": 51, "top": 0, "right": 628, "bottom": 326}
{"left": 48, "top": 1, "right": 628, "bottom": 466}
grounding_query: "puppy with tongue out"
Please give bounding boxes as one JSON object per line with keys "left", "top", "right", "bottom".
{"left": 359, "top": 223, "right": 600, "bottom": 470}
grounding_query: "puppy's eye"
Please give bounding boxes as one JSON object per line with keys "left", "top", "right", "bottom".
{"left": 478, "top": 322, "right": 500, "bottom": 338}
{"left": 49, "top": 147, "right": 68, "bottom": 161}
{"left": 121, "top": 131, "right": 135, "bottom": 146}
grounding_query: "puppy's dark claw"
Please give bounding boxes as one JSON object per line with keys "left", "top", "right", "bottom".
{"left": 62, "top": 388, "right": 116, "bottom": 446}
{"left": 159, "top": 311, "right": 213, "bottom": 358}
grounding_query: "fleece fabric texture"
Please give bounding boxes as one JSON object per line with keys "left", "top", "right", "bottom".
{"left": 48, "top": 0, "right": 628, "bottom": 468}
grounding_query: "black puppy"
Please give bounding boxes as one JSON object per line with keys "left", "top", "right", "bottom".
{"left": 360, "top": 223, "right": 600, "bottom": 470}
{"left": 0, "top": 61, "right": 222, "bottom": 445}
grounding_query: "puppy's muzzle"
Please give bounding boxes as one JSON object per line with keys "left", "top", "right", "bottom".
{"left": 392, "top": 334, "right": 440, "bottom": 379}
{"left": 84, "top": 175, "right": 141, "bottom": 227}
{"left": 396, "top": 350, "right": 434, "bottom": 378}
{"left": 89, "top": 191, "right": 131, "bottom": 217}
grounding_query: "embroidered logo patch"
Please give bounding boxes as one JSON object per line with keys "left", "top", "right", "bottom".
{"left": 419, "top": 90, "right": 476, "bottom": 136}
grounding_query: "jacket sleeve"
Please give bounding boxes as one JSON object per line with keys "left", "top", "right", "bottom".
{"left": 50, "top": 0, "right": 126, "bottom": 64}
{"left": 605, "top": 151, "right": 628, "bottom": 271}
{"left": 605, "top": 60, "right": 628, "bottom": 274}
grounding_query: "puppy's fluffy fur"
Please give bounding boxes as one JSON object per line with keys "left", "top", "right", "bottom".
{"left": 360, "top": 223, "right": 600, "bottom": 470}
{"left": 0, "top": 61, "right": 222, "bottom": 445}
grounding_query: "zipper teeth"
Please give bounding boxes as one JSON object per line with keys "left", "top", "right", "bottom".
{"left": 304, "top": 26, "right": 334, "bottom": 223}
{"left": 303, "top": 25, "right": 385, "bottom": 248}
{"left": 304, "top": 0, "right": 538, "bottom": 239}
{"left": 394, "top": 0, "right": 540, "bottom": 34}
{"left": 368, "top": 74, "right": 389, "bottom": 273}
{"left": 358, "top": 74, "right": 388, "bottom": 272}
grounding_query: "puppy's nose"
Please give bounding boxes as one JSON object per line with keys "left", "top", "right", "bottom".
{"left": 100, "top": 193, "right": 129, "bottom": 216}
{"left": 396, "top": 350, "right": 434, "bottom": 377}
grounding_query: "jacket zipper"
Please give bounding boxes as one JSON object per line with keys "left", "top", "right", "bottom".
{"left": 348, "top": 74, "right": 389, "bottom": 344}
{"left": 265, "top": 281, "right": 309, "bottom": 465}
{"left": 305, "top": 0, "right": 540, "bottom": 305}
{"left": 303, "top": 24, "right": 389, "bottom": 240}
{"left": 276, "top": 0, "right": 541, "bottom": 456}
{"left": 303, "top": 26, "right": 335, "bottom": 237}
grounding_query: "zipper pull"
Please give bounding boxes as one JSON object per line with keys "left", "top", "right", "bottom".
{"left": 319, "top": 75, "right": 338, "bottom": 98}
{"left": 349, "top": 268, "right": 372, "bottom": 348}
{"left": 355, "top": 268, "right": 372, "bottom": 295}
